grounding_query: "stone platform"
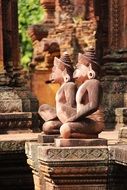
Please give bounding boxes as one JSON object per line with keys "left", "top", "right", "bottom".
{"left": 0, "top": 133, "right": 38, "bottom": 190}
{"left": 0, "top": 130, "right": 120, "bottom": 190}
{"left": 55, "top": 138, "right": 107, "bottom": 147}
{"left": 25, "top": 134, "right": 110, "bottom": 190}
{"left": 38, "top": 133, "right": 59, "bottom": 143}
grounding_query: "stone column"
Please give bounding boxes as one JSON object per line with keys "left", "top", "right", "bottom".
{"left": 0, "top": 1, "right": 4, "bottom": 72}
{"left": 0, "top": 0, "right": 9, "bottom": 85}
{"left": 0, "top": 0, "right": 40, "bottom": 133}
{"left": 95, "top": 0, "right": 127, "bottom": 129}
{"left": 1, "top": 0, "right": 24, "bottom": 86}
{"left": 40, "top": 0, "right": 55, "bottom": 27}
{"left": 10, "top": 0, "right": 25, "bottom": 86}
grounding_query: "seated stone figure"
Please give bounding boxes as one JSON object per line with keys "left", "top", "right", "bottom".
{"left": 60, "top": 49, "right": 104, "bottom": 138}
{"left": 38, "top": 52, "right": 76, "bottom": 134}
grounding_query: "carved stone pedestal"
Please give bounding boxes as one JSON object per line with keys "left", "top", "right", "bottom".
{"left": 25, "top": 139, "right": 108, "bottom": 190}
{"left": 0, "top": 87, "right": 40, "bottom": 133}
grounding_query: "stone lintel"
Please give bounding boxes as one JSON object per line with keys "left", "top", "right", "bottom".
{"left": 55, "top": 138, "right": 107, "bottom": 147}
{"left": 38, "top": 133, "right": 59, "bottom": 143}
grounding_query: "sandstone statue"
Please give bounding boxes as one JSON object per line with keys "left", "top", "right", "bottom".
{"left": 39, "top": 49, "right": 104, "bottom": 138}
{"left": 60, "top": 49, "right": 104, "bottom": 138}
{"left": 38, "top": 52, "right": 76, "bottom": 134}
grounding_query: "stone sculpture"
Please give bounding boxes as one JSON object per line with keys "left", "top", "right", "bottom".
{"left": 39, "top": 49, "right": 104, "bottom": 138}
{"left": 38, "top": 52, "right": 76, "bottom": 134}
{"left": 28, "top": 25, "right": 60, "bottom": 70}
{"left": 60, "top": 49, "right": 104, "bottom": 138}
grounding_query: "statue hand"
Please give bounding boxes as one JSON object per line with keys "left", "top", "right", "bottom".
{"left": 66, "top": 114, "right": 79, "bottom": 122}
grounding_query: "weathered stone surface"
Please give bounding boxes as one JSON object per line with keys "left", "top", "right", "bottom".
{"left": 0, "top": 140, "right": 25, "bottom": 152}
{"left": 0, "top": 86, "right": 41, "bottom": 133}
{"left": 0, "top": 133, "right": 39, "bottom": 190}
{"left": 38, "top": 133, "right": 59, "bottom": 143}
{"left": 44, "top": 184, "right": 107, "bottom": 190}
{"left": 25, "top": 141, "right": 40, "bottom": 171}
{"left": 26, "top": 140, "right": 108, "bottom": 190}
{"left": 55, "top": 138, "right": 107, "bottom": 147}
{"left": 0, "top": 90, "right": 22, "bottom": 112}
{"left": 0, "top": 112, "right": 38, "bottom": 134}
{"left": 101, "top": 76, "right": 127, "bottom": 129}
{"left": 110, "top": 145, "right": 127, "bottom": 166}
{"left": 38, "top": 145, "right": 108, "bottom": 162}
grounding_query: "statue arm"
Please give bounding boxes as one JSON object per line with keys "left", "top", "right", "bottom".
{"left": 38, "top": 104, "right": 57, "bottom": 121}
{"left": 64, "top": 83, "right": 76, "bottom": 106}
{"left": 67, "top": 82, "right": 100, "bottom": 122}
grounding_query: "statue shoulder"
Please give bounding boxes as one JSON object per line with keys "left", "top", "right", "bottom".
{"left": 64, "top": 82, "right": 76, "bottom": 88}
{"left": 77, "top": 79, "right": 101, "bottom": 94}
{"left": 85, "top": 79, "right": 101, "bottom": 88}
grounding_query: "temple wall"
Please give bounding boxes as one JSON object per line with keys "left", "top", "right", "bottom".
{"left": 29, "top": 0, "right": 97, "bottom": 106}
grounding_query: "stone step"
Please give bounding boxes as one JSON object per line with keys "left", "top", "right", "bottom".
{"left": 0, "top": 112, "right": 41, "bottom": 134}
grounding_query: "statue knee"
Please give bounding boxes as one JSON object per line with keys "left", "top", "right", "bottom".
{"left": 60, "top": 123, "right": 71, "bottom": 138}
{"left": 43, "top": 121, "right": 53, "bottom": 134}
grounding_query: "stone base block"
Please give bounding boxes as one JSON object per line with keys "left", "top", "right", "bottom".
{"left": 55, "top": 138, "right": 107, "bottom": 147}
{"left": 37, "top": 145, "right": 108, "bottom": 190}
{"left": 38, "top": 133, "right": 59, "bottom": 143}
{"left": 45, "top": 183, "right": 107, "bottom": 190}
{"left": 26, "top": 139, "right": 109, "bottom": 190}
{"left": 0, "top": 112, "right": 33, "bottom": 133}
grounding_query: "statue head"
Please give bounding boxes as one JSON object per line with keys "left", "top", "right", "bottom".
{"left": 73, "top": 49, "right": 100, "bottom": 83}
{"left": 50, "top": 52, "right": 74, "bottom": 84}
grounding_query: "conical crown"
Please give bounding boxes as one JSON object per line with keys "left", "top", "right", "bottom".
{"left": 84, "top": 48, "right": 97, "bottom": 63}
{"left": 60, "top": 52, "right": 72, "bottom": 67}
{"left": 78, "top": 48, "right": 98, "bottom": 66}
{"left": 78, "top": 49, "right": 100, "bottom": 75}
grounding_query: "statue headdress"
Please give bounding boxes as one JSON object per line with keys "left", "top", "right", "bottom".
{"left": 78, "top": 48, "right": 100, "bottom": 78}
{"left": 54, "top": 52, "right": 73, "bottom": 70}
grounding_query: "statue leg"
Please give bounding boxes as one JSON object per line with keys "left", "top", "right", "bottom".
{"left": 38, "top": 104, "right": 57, "bottom": 121}
{"left": 60, "top": 119, "right": 104, "bottom": 138}
{"left": 43, "top": 120, "right": 62, "bottom": 135}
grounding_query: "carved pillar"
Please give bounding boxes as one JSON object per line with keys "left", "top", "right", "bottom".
{"left": 109, "top": 0, "right": 120, "bottom": 51}
{"left": 108, "top": 0, "right": 127, "bottom": 51}
{"left": 55, "top": 0, "right": 74, "bottom": 24}
{"left": 0, "top": 0, "right": 40, "bottom": 133}
{"left": 1, "top": 0, "right": 24, "bottom": 86}
{"left": 11, "top": 0, "right": 20, "bottom": 68}
{"left": 0, "top": 0, "right": 9, "bottom": 85}
{"left": 40, "top": 0, "right": 55, "bottom": 27}
{"left": 119, "top": 0, "right": 127, "bottom": 50}
{"left": 11, "top": 0, "right": 25, "bottom": 86}
{"left": 0, "top": 1, "right": 4, "bottom": 72}
{"left": 95, "top": 0, "right": 127, "bottom": 129}
{"left": 94, "top": 0, "right": 109, "bottom": 61}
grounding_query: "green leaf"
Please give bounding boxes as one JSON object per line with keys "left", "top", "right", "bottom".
{"left": 18, "top": 0, "right": 45, "bottom": 68}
